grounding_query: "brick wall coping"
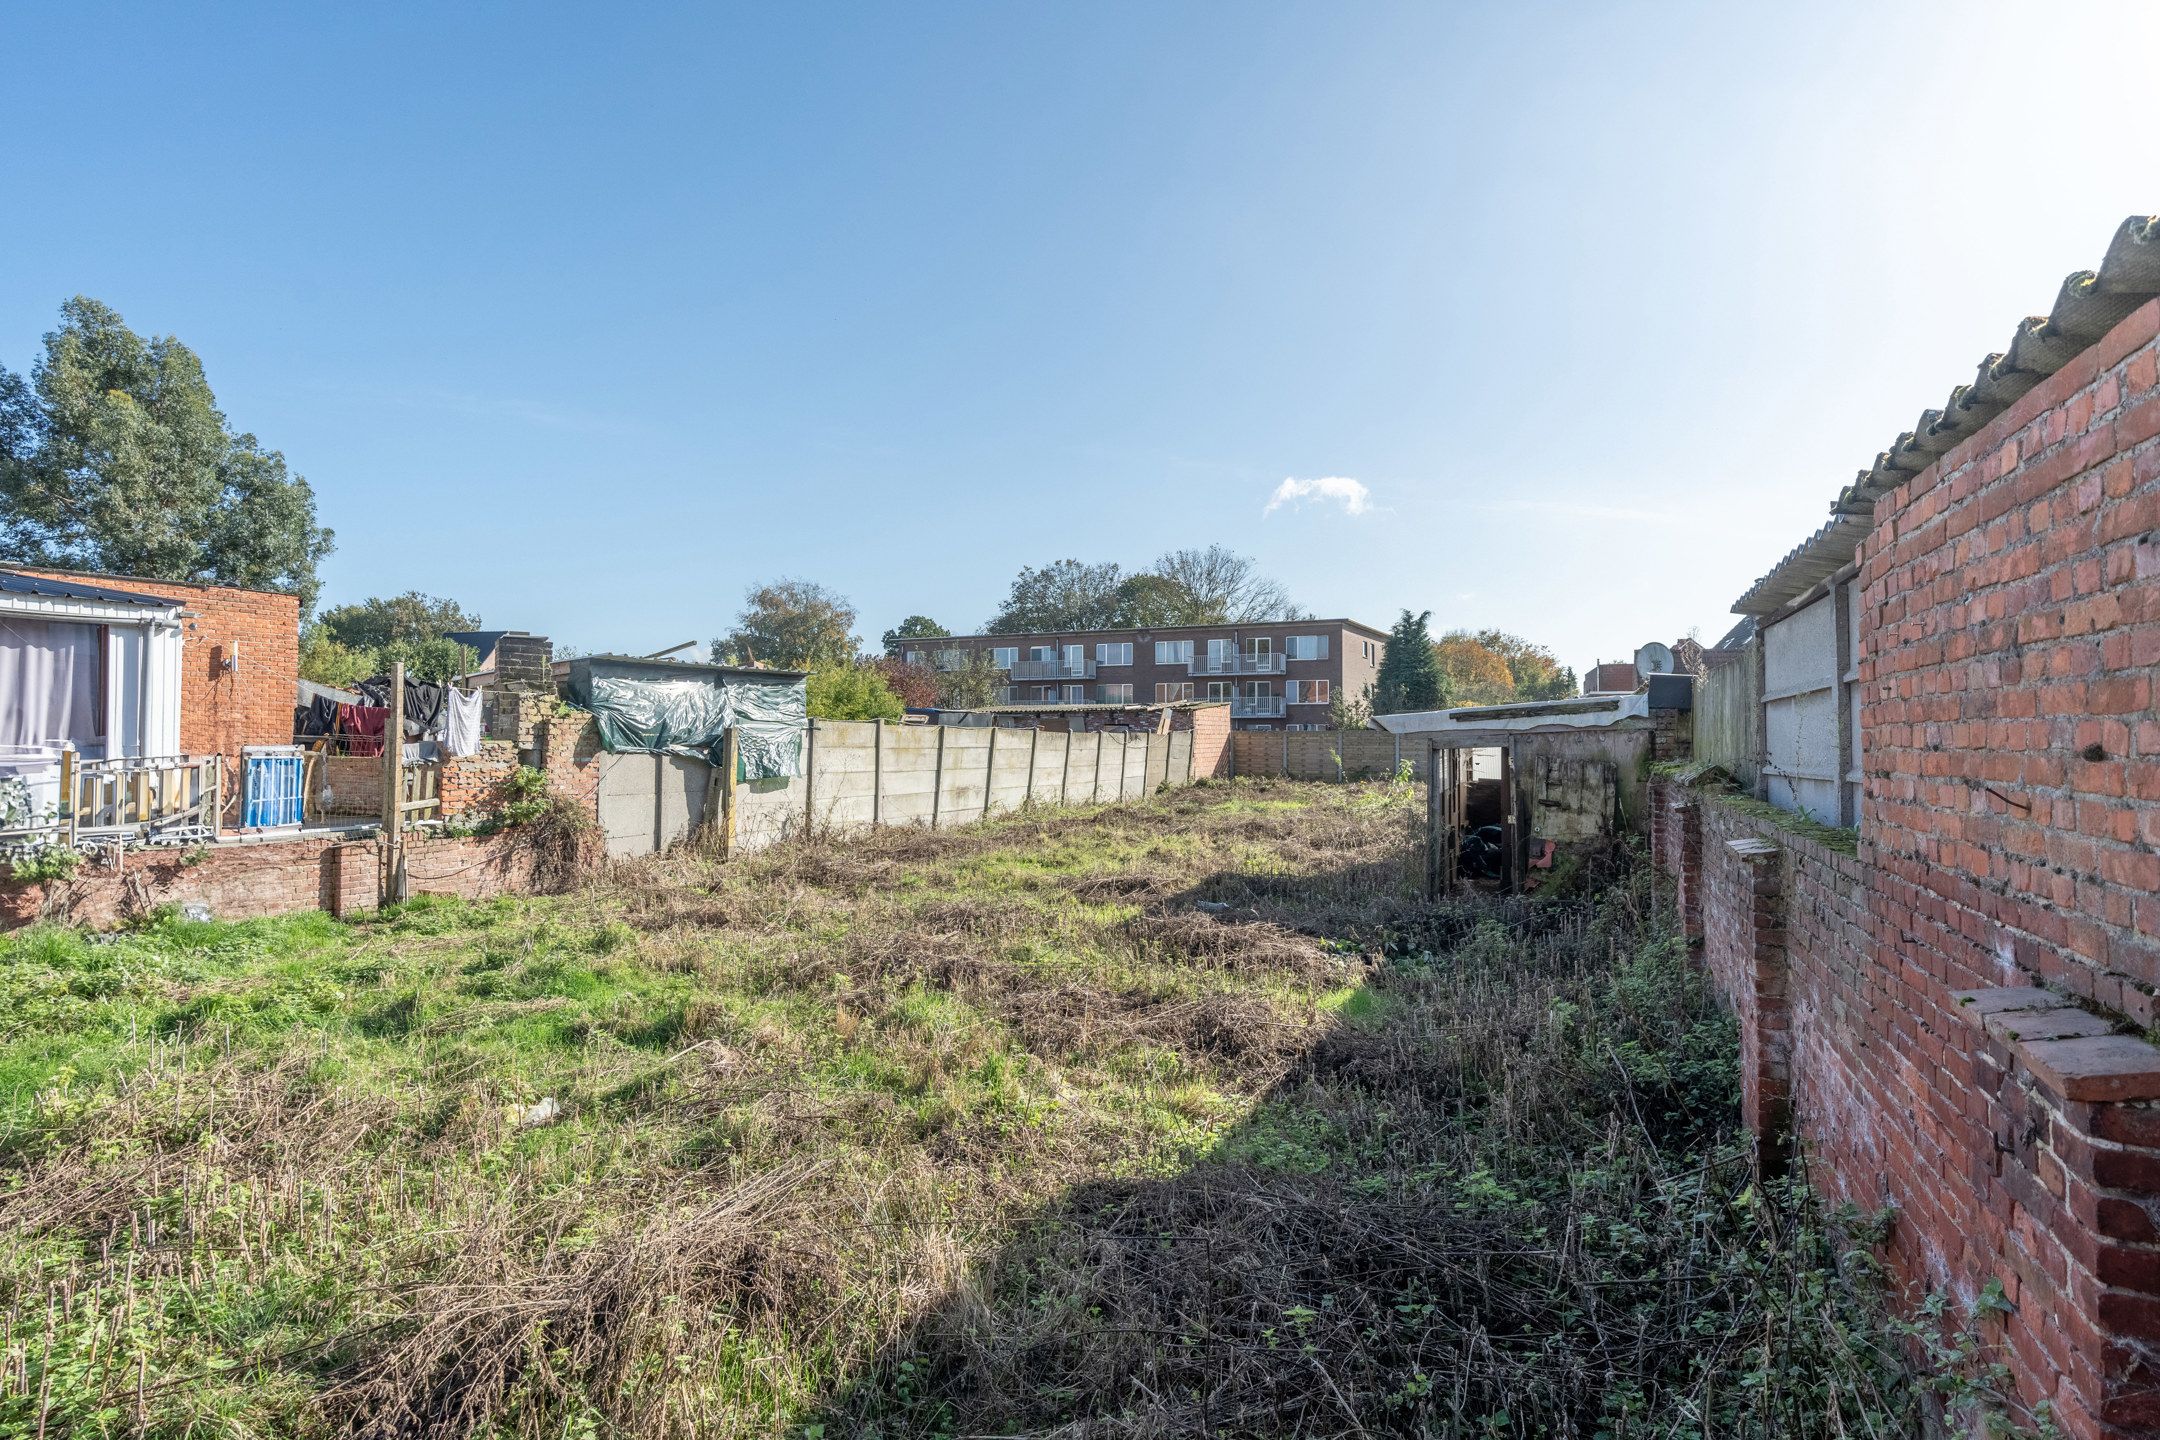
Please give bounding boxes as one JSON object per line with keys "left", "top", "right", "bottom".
{"left": 1951, "top": 987, "right": 2160, "bottom": 1102}
{"left": 1679, "top": 785, "right": 1870, "bottom": 886}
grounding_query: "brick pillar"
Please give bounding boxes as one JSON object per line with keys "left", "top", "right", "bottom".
{"left": 1726, "top": 836, "right": 1791, "bottom": 1174}
{"left": 1651, "top": 781, "right": 1704, "bottom": 947}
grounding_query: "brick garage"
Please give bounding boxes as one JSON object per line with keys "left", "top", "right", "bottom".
{"left": 13, "top": 567, "right": 299, "bottom": 800}
{"left": 1670, "top": 226, "right": 2160, "bottom": 1437}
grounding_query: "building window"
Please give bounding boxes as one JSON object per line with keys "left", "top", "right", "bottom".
{"left": 1030, "top": 645, "right": 1055, "bottom": 662}
{"left": 933, "top": 649, "right": 966, "bottom": 671}
{"left": 995, "top": 687, "right": 1014, "bottom": 705}
{"left": 1245, "top": 636, "right": 1272, "bottom": 660}
{"left": 1038, "top": 686, "right": 1058, "bottom": 702}
{"left": 1096, "top": 641, "right": 1133, "bottom": 666}
{"left": 1099, "top": 683, "right": 1134, "bottom": 703}
{"left": 1241, "top": 681, "right": 1272, "bottom": 702}
{"left": 1287, "top": 634, "right": 1328, "bottom": 661}
{"left": 1205, "top": 681, "right": 1232, "bottom": 701}
{"left": 1155, "top": 682, "right": 1194, "bottom": 702}
{"left": 1064, "top": 683, "right": 1087, "bottom": 703}
{"left": 1063, "top": 644, "right": 1086, "bottom": 673}
{"left": 991, "top": 647, "right": 1018, "bottom": 669}
{"left": 1287, "top": 679, "right": 1331, "bottom": 704}
{"left": 904, "top": 650, "right": 925, "bottom": 667}
{"left": 1155, "top": 639, "right": 1193, "bottom": 665}
{"left": 1247, "top": 724, "right": 1275, "bottom": 732}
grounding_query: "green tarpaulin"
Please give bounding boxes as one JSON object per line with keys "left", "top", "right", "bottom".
{"left": 580, "top": 670, "right": 807, "bottom": 780}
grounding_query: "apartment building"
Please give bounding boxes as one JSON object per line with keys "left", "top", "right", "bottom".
{"left": 897, "top": 618, "right": 1387, "bottom": 730}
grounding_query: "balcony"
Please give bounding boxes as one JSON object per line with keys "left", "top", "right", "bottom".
{"left": 1190, "top": 651, "right": 1286, "bottom": 676}
{"left": 1231, "top": 696, "right": 1288, "bottom": 719}
{"left": 1009, "top": 657, "right": 1096, "bottom": 681}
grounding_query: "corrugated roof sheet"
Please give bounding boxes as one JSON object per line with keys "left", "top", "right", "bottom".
{"left": 1734, "top": 215, "right": 2160, "bottom": 616}
{"left": 0, "top": 569, "right": 180, "bottom": 610}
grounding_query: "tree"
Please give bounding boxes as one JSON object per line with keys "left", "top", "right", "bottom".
{"left": 881, "top": 615, "right": 949, "bottom": 651}
{"left": 1328, "top": 682, "right": 1375, "bottom": 732}
{"left": 716, "top": 579, "right": 859, "bottom": 669}
{"left": 806, "top": 663, "right": 904, "bottom": 722}
{"left": 1372, "top": 610, "right": 1447, "bottom": 714}
{"left": 868, "top": 656, "right": 940, "bottom": 709}
{"left": 298, "top": 628, "right": 375, "bottom": 689}
{"left": 1147, "top": 545, "right": 1300, "bottom": 623}
{"left": 1434, "top": 632, "right": 1517, "bottom": 707}
{"left": 1111, "top": 573, "right": 1197, "bottom": 628}
{"left": 0, "top": 297, "right": 333, "bottom": 610}
{"left": 319, "top": 592, "right": 481, "bottom": 652}
{"left": 935, "top": 652, "right": 1005, "bottom": 709}
{"left": 986, "top": 560, "right": 1127, "bottom": 633}
{"left": 1472, "top": 629, "right": 1576, "bottom": 701}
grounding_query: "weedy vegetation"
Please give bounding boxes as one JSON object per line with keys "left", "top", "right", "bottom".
{"left": 0, "top": 780, "right": 2005, "bottom": 1437}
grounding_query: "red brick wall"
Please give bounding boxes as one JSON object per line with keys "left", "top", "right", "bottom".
{"left": 1188, "top": 702, "right": 1232, "bottom": 779}
{"left": 1, "top": 828, "right": 554, "bottom": 931}
{"left": 14, "top": 569, "right": 300, "bottom": 811}
{"left": 1656, "top": 769, "right": 2160, "bottom": 1438}
{"left": 1834, "top": 292, "right": 2160, "bottom": 1439}
{"left": 1861, "top": 297, "right": 2160, "bottom": 1027}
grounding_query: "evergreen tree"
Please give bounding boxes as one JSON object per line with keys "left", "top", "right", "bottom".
{"left": 0, "top": 297, "right": 333, "bottom": 609}
{"left": 1372, "top": 609, "right": 1447, "bottom": 714}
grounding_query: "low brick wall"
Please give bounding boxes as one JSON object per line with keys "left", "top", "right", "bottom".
{"left": 1, "top": 827, "right": 562, "bottom": 931}
{"left": 1656, "top": 778, "right": 2160, "bottom": 1436}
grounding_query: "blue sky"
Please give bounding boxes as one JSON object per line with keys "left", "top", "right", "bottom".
{"left": 3, "top": 2, "right": 2155, "bottom": 675}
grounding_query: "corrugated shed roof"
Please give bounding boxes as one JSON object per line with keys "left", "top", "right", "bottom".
{"left": 0, "top": 569, "right": 180, "bottom": 610}
{"left": 1734, "top": 216, "right": 2160, "bottom": 616}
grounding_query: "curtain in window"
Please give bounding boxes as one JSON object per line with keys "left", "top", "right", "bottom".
{"left": 0, "top": 618, "right": 102, "bottom": 749}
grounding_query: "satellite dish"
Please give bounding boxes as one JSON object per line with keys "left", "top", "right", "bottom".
{"left": 1635, "top": 642, "right": 1676, "bottom": 676}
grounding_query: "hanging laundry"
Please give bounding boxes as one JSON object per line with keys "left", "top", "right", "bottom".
{"left": 442, "top": 687, "right": 484, "bottom": 757}
{"left": 336, "top": 703, "right": 389, "bottom": 757}
{"left": 355, "top": 675, "right": 448, "bottom": 738}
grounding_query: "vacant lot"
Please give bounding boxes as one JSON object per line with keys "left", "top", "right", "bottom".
{"left": 0, "top": 780, "right": 1938, "bottom": 1438}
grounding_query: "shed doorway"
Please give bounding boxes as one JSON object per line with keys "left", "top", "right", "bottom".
{"left": 1428, "top": 744, "right": 1514, "bottom": 896}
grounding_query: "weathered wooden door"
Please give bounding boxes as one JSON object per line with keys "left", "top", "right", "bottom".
{"left": 1426, "top": 742, "right": 1464, "bottom": 897}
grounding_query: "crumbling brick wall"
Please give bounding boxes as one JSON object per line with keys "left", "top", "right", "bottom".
{"left": 439, "top": 741, "right": 521, "bottom": 821}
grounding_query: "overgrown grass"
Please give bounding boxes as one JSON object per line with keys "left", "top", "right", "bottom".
{"left": 0, "top": 780, "right": 1977, "bottom": 1437}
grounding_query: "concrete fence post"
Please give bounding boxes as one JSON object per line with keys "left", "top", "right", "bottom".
{"left": 931, "top": 725, "right": 946, "bottom": 829}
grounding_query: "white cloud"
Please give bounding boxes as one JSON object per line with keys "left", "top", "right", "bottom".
{"left": 1263, "top": 475, "right": 1371, "bottom": 518}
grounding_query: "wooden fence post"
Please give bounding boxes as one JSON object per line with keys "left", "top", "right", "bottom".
{"left": 58, "top": 747, "right": 77, "bottom": 848}
{"left": 1024, "top": 727, "right": 1038, "bottom": 806}
{"left": 380, "top": 660, "right": 406, "bottom": 905}
{"left": 985, "top": 725, "right": 998, "bottom": 819}
{"left": 719, "top": 728, "right": 739, "bottom": 859}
